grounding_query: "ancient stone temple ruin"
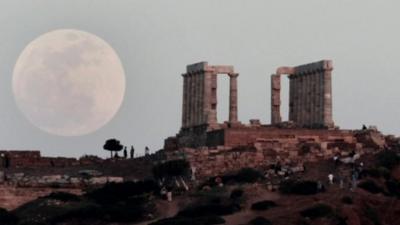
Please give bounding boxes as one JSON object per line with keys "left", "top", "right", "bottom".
{"left": 271, "top": 60, "right": 334, "bottom": 128}
{"left": 164, "top": 59, "right": 387, "bottom": 179}
{"left": 181, "top": 62, "right": 239, "bottom": 130}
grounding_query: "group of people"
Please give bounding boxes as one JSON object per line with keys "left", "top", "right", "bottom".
{"left": 326, "top": 154, "right": 364, "bottom": 191}
{"left": 114, "top": 146, "right": 151, "bottom": 159}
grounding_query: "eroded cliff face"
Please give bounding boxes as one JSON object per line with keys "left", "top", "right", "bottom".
{"left": 0, "top": 185, "right": 82, "bottom": 210}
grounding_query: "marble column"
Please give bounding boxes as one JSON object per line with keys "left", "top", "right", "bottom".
{"left": 323, "top": 69, "right": 333, "bottom": 127}
{"left": 292, "top": 76, "right": 299, "bottom": 123}
{"left": 203, "top": 71, "right": 212, "bottom": 125}
{"left": 297, "top": 75, "right": 304, "bottom": 126}
{"left": 181, "top": 74, "right": 188, "bottom": 128}
{"left": 228, "top": 73, "right": 238, "bottom": 123}
{"left": 318, "top": 71, "right": 324, "bottom": 125}
{"left": 309, "top": 73, "right": 316, "bottom": 126}
{"left": 209, "top": 73, "right": 218, "bottom": 125}
{"left": 288, "top": 76, "right": 294, "bottom": 121}
{"left": 305, "top": 73, "right": 310, "bottom": 125}
{"left": 193, "top": 74, "right": 199, "bottom": 126}
{"left": 198, "top": 73, "right": 204, "bottom": 124}
{"left": 271, "top": 74, "right": 281, "bottom": 124}
{"left": 189, "top": 74, "right": 195, "bottom": 127}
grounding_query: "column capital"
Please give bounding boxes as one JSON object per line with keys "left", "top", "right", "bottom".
{"left": 228, "top": 73, "right": 239, "bottom": 78}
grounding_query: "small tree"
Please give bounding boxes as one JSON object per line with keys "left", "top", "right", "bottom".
{"left": 103, "top": 138, "right": 123, "bottom": 158}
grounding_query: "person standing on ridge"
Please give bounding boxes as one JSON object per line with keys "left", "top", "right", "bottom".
{"left": 130, "top": 146, "right": 135, "bottom": 159}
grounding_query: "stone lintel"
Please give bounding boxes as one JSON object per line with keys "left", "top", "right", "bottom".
{"left": 276, "top": 66, "right": 295, "bottom": 75}
{"left": 207, "top": 65, "right": 234, "bottom": 74}
{"left": 293, "top": 60, "right": 333, "bottom": 75}
{"left": 186, "top": 62, "right": 235, "bottom": 75}
{"left": 187, "top": 61, "right": 208, "bottom": 73}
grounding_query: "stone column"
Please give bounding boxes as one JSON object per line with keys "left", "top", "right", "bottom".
{"left": 193, "top": 74, "right": 199, "bottom": 126}
{"left": 271, "top": 74, "right": 281, "bottom": 124}
{"left": 297, "top": 74, "right": 305, "bottom": 126}
{"left": 323, "top": 68, "right": 333, "bottom": 127}
{"left": 181, "top": 74, "right": 188, "bottom": 128}
{"left": 292, "top": 76, "right": 299, "bottom": 123}
{"left": 189, "top": 73, "right": 195, "bottom": 127}
{"left": 198, "top": 73, "right": 204, "bottom": 125}
{"left": 288, "top": 76, "right": 294, "bottom": 121}
{"left": 209, "top": 73, "right": 218, "bottom": 126}
{"left": 228, "top": 73, "right": 238, "bottom": 123}
{"left": 318, "top": 71, "right": 324, "bottom": 125}
{"left": 203, "top": 71, "right": 212, "bottom": 126}
{"left": 304, "top": 74, "right": 311, "bottom": 125}
{"left": 309, "top": 73, "right": 316, "bottom": 126}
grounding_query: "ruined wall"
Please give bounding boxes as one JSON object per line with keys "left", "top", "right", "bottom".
{"left": 222, "top": 127, "right": 355, "bottom": 147}
{"left": 167, "top": 129, "right": 385, "bottom": 179}
{"left": 0, "top": 150, "right": 80, "bottom": 169}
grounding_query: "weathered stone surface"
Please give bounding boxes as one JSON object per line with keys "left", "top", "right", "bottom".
{"left": 271, "top": 60, "right": 334, "bottom": 128}
{"left": 181, "top": 61, "right": 240, "bottom": 131}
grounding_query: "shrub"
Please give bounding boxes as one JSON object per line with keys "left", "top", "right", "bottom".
{"left": 0, "top": 208, "right": 18, "bottom": 225}
{"left": 279, "top": 180, "right": 319, "bottom": 195}
{"left": 358, "top": 180, "right": 385, "bottom": 194}
{"left": 364, "top": 205, "right": 382, "bottom": 225}
{"left": 251, "top": 200, "right": 278, "bottom": 211}
{"left": 234, "top": 168, "right": 262, "bottom": 183}
{"left": 230, "top": 188, "right": 244, "bottom": 200}
{"left": 152, "top": 159, "right": 190, "bottom": 179}
{"left": 51, "top": 199, "right": 154, "bottom": 224}
{"left": 177, "top": 203, "right": 240, "bottom": 217}
{"left": 86, "top": 180, "right": 158, "bottom": 204}
{"left": 248, "top": 216, "right": 273, "bottom": 225}
{"left": 49, "top": 202, "right": 103, "bottom": 223}
{"left": 341, "top": 196, "right": 353, "bottom": 204}
{"left": 149, "top": 215, "right": 225, "bottom": 225}
{"left": 44, "top": 192, "right": 80, "bottom": 202}
{"left": 300, "top": 204, "right": 333, "bottom": 219}
{"left": 363, "top": 167, "right": 391, "bottom": 179}
{"left": 377, "top": 150, "right": 400, "bottom": 169}
{"left": 385, "top": 179, "right": 400, "bottom": 197}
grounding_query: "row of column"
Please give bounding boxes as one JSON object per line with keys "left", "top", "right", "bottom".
{"left": 182, "top": 72, "right": 205, "bottom": 128}
{"left": 289, "top": 72, "right": 323, "bottom": 126}
{"left": 288, "top": 69, "right": 333, "bottom": 128}
{"left": 182, "top": 72, "right": 239, "bottom": 128}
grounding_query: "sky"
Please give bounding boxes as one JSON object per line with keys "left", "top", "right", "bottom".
{"left": 0, "top": 0, "right": 399, "bottom": 158}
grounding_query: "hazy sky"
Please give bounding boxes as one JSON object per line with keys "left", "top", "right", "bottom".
{"left": 0, "top": 0, "right": 399, "bottom": 158}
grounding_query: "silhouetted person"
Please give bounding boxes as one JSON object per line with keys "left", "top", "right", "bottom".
{"left": 333, "top": 155, "right": 339, "bottom": 168}
{"left": 123, "top": 146, "right": 127, "bottom": 159}
{"left": 145, "top": 146, "right": 150, "bottom": 156}
{"left": 130, "top": 146, "right": 135, "bottom": 159}
{"left": 4, "top": 155, "right": 9, "bottom": 169}
{"left": 362, "top": 124, "right": 367, "bottom": 130}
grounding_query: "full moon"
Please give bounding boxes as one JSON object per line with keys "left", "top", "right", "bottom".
{"left": 13, "top": 29, "right": 126, "bottom": 136}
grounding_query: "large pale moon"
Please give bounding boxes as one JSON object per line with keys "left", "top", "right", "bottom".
{"left": 13, "top": 29, "right": 126, "bottom": 136}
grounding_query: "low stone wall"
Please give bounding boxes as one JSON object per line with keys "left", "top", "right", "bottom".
{"left": 0, "top": 150, "right": 79, "bottom": 169}
{"left": 166, "top": 130, "right": 386, "bottom": 179}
